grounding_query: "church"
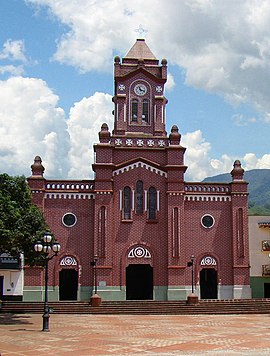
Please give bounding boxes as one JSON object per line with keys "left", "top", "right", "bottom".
{"left": 25, "top": 39, "right": 251, "bottom": 302}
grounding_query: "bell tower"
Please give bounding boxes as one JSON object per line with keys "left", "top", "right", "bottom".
{"left": 112, "top": 39, "right": 168, "bottom": 137}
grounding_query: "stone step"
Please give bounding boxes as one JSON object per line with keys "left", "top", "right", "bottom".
{"left": 2, "top": 299, "right": 270, "bottom": 315}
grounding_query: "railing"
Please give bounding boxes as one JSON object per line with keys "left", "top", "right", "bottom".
{"left": 45, "top": 180, "right": 94, "bottom": 191}
{"left": 184, "top": 183, "right": 230, "bottom": 194}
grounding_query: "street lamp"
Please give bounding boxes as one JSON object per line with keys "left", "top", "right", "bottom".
{"left": 34, "top": 232, "right": 61, "bottom": 332}
{"left": 90, "top": 254, "right": 101, "bottom": 307}
{"left": 90, "top": 254, "right": 98, "bottom": 295}
{"left": 187, "top": 255, "right": 195, "bottom": 294}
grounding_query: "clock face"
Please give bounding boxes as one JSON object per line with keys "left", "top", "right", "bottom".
{"left": 134, "top": 84, "right": 147, "bottom": 96}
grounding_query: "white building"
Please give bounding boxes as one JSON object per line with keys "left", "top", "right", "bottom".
{"left": 0, "top": 253, "right": 24, "bottom": 301}
{"left": 249, "top": 216, "right": 270, "bottom": 298}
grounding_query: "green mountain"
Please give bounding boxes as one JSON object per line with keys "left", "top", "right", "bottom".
{"left": 203, "top": 169, "right": 270, "bottom": 215}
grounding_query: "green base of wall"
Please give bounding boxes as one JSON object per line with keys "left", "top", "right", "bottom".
{"left": 23, "top": 284, "right": 251, "bottom": 301}
{"left": 23, "top": 286, "right": 59, "bottom": 302}
{"left": 23, "top": 286, "right": 170, "bottom": 301}
{"left": 250, "top": 277, "right": 270, "bottom": 298}
{"left": 167, "top": 286, "right": 189, "bottom": 300}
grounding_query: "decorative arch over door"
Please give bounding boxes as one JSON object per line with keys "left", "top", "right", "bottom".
{"left": 59, "top": 255, "right": 79, "bottom": 301}
{"left": 199, "top": 255, "right": 218, "bottom": 299}
{"left": 125, "top": 244, "right": 154, "bottom": 300}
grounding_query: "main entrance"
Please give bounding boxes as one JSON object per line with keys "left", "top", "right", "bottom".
{"left": 200, "top": 268, "right": 217, "bottom": 299}
{"left": 59, "top": 269, "right": 78, "bottom": 300}
{"left": 126, "top": 264, "right": 153, "bottom": 300}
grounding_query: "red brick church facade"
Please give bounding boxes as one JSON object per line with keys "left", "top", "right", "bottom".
{"left": 25, "top": 39, "right": 251, "bottom": 301}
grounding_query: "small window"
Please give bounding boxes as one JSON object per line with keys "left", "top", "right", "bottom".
{"left": 131, "top": 99, "right": 138, "bottom": 121}
{"left": 201, "top": 214, "right": 214, "bottom": 229}
{"left": 262, "top": 240, "right": 270, "bottom": 251}
{"left": 148, "top": 186, "right": 157, "bottom": 220}
{"left": 123, "top": 186, "right": 131, "bottom": 219}
{"left": 142, "top": 99, "right": 149, "bottom": 123}
{"left": 62, "top": 213, "right": 77, "bottom": 227}
{"left": 136, "top": 180, "right": 143, "bottom": 214}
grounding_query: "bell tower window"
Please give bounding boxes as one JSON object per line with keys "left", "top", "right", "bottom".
{"left": 142, "top": 99, "right": 149, "bottom": 123}
{"left": 148, "top": 186, "right": 157, "bottom": 220}
{"left": 136, "top": 180, "right": 143, "bottom": 214}
{"left": 131, "top": 99, "right": 138, "bottom": 122}
{"left": 123, "top": 186, "right": 132, "bottom": 220}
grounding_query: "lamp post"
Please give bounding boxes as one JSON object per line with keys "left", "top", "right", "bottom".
{"left": 91, "top": 254, "right": 98, "bottom": 295}
{"left": 34, "top": 232, "right": 61, "bottom": 332}
{"left": 191, "top": 255, "right": 195, "bottom": 293}
{"left": 187, "top": 255, "right": 198, "bottom": 304}
{"left": 90, "top": 254, "right": 101, "bottom": 306}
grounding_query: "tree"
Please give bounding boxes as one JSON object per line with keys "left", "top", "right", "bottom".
{"left": 0, "top": 173, "right": 49, "bottom": 265}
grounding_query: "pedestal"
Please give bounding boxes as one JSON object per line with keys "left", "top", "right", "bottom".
{"left": 90, "top": 294, "right": 102, "bottom": 307}
{"left": 187, "top": 293, "right": 199, "bottom": 305}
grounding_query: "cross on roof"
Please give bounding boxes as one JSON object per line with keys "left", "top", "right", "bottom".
{"left": 135, "top": 24, "right": 148, "bottom": 38}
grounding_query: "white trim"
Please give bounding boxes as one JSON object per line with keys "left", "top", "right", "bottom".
{"left": 185, "top": 195, "right": 231, "bottom": 202}
{"left": 62, "top": 212, "right": 77, "bottom": 227}
{"left": 201, "top": 214, "right": 215, "bottom": 229}
{"left": 144, "top": 190, "right": 148, "bottom": 211}
{"left": 132, "top": 190, "right": 135, "bottom": 211}
{"left": 124, "top": 102, "right": 126, "bottom": 122}
{"left": 119, "top": 190, "right": 122, "bottom": 210}
{"left": 113, "top": 160, "right": 167, "bottom": 178}
{"left": 157, "top": 190, "right": 160, "bottom": 211}
{"left": 45, "top": 193, "right": 94, "bottom": 199}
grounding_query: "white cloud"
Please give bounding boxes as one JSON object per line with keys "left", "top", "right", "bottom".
{"left": 243, "top": 153, "right": 270, "bottom": 170}
{"left": 67, "top": 92, "right": 114, "bottom": 179}
{"left": 181, "top": 130, "right": 232, "bottom": 181}
{"left": 0, "top": 76, "right": 69, "bottom": 178}
{"left": 0, "top": 65, "right": 24, "bottom": 76}
{"left": 1, "top": 0, "right": 270, "bottom": 181}
{"left": 165, "top": 72, "right": 175, "bottom": 92}
{"left": 27, "top": 0, "right": 270, "bottom": 123}
{"left": 0, "top": 39, "right": 27, "bottom": 62}
{"left": 0, "top": 75, "right": 267, "bottom": 181}
{"left": 232, "top": 114, "right": 257, "bottom": 126}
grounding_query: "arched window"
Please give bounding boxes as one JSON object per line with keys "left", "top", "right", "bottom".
{"left": 123, "top": 186, "right": 131, "bottom": 219}
{"left": 142, "top": 99, "right": 149, "bottom": 123}
{"left": 136, "top": 180, "right": 143, "bottom": 214}
{"left": 131, "top": 99, "right": 138, "bottom": 121}
{"left": 148, "top": 186, "right": 157, "bottom": 220}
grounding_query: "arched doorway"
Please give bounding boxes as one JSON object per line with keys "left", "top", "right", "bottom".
{"left": 59, "top": 269, "right": 78, "bottom": 300}
{"left": 200, "top": 268, "right": 217, "bottom": 299}
{"left": 126, "top": 264, "right": 153, "bottom": 300}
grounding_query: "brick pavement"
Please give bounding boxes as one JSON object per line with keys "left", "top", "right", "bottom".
{"left": 1, "top": 313, "right": 270, "bottom": 355}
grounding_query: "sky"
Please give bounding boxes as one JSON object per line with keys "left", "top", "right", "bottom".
{"left": 0, "top": 0, "right": 270, "bottom": 182}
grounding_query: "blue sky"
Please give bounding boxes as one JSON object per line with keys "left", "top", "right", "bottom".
{"left": 0, "top": 0, "right": 269, "bottom": 181}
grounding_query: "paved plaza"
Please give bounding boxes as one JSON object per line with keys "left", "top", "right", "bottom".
{"left": 1, "top": 313, "right": 270, "bottom": 355}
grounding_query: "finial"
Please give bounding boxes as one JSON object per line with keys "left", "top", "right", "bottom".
{"left": 231, "top": 160, "right": 244, "bottom": 181}
{"left": 31, "top": 156, "right": 45, "bottom": 177}
{"left": 134, "top": 24, "right": 148, "bottom": 39}
{"left": 169, "top": 125, "right": 181, "bottom": 145}
{"left": 98, "top": 123, "right": 111, "bottom": 143}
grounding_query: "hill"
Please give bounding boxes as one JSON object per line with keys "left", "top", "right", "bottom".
{"left": 203, "top": 169, "right": 270, "bottom": 215}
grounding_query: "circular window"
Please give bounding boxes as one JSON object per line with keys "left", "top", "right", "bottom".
{"left": 201, "top": 214, "right": 215, "bottom": 229}
{"left": 62, "top": 213, "right": 77, "bottom": 227}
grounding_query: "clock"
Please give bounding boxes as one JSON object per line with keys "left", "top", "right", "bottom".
{"left": 134, "top": 84, "right": 147, "bottom": 96}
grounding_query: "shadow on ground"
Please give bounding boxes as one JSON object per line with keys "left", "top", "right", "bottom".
{"left": 0, "top": 313, "right": 33, "bottom": 325}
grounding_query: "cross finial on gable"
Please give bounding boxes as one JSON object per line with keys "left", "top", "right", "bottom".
{"left": 135, "top": 24, "right": 148, "bottom": 39}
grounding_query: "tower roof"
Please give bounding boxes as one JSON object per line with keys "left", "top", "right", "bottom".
{"left": 125, "top": 39, "right": 157, "bottom": 60}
